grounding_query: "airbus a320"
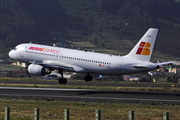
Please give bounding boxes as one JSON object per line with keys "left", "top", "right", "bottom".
{"left": 9, "top": 28, "right": 171, "bottom": 84}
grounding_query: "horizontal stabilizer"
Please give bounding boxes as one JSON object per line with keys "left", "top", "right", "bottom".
{"left": 154, "top": 62, "right": 173, "bottom": 66}
{"left": 130, "top": 61, "right": 173, "bottom": 70}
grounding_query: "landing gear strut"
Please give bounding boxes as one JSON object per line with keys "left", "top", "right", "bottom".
{"left": 84, "top": 74, "right": 93, "bottom": 82}
{"left": 58, "top": 70, "right": 67, "bottom": 84}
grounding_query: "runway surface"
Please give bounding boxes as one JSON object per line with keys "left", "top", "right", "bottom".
{"left": 0, "top": 80, "right": 179, "bottom": 87}
{"left": 0, "top": 87, "right": 180, "bottom": 104}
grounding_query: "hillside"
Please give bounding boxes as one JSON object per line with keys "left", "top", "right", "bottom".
{"left": 1, "top": 0, "right": 180, "bottom": 60}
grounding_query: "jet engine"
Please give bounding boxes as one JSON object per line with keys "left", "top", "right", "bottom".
{"left": 27, "top": 64, "right": 51, "bottom": 76}
{"left": 148, "top": 64, "right": 160, "bottom": 71}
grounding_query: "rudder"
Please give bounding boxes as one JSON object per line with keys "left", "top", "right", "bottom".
{"left": 126, "top": 28, "right": 158, "bottom": 61}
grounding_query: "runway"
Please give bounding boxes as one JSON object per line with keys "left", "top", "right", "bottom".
{"left": 0, "top": 87, "right": 180, "bottom": 104}
{"left": 0, "top": 80, "right": 179, "bottom": 87}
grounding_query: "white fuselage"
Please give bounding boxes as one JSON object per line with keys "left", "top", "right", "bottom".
{"left": 9, "top": 28, "right": 171, "bottom": 84}
{"left": 9, "top": 43, "right": 156, "bottom": 75}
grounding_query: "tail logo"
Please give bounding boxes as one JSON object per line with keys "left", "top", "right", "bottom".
{"left": 136, "top": 42, "right": 151, "bottom": 56}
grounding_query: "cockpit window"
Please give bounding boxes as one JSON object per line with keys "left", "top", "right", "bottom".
{"left": 14, "top": 47, "right": 17, "bottom": 51}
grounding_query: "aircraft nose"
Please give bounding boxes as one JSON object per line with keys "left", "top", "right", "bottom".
{"left": 8, "top": 50, "right": 16, "bottom": 59}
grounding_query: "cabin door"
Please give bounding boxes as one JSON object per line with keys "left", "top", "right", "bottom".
{"left": 116, "top": 60, "right": 123, "bottom": 71}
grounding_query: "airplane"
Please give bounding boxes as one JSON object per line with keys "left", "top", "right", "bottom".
{"left": 9, "top": 28, "right": 172, "bottom": 84}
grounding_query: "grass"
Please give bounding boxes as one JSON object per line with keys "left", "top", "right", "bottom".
{"left": 2, "top": 84, "right": 180, "bottom": 92}
{"left": 151, "top": 50, "right": 180, "bottom": 61}
{"left": 0, "top": 83, "right": 179, "bottom": 93}
{"left": 0, "top": 99, "right": 179, "bottom": 120}
{"left": 0, "top": 77, "right": 179, "bottom": 92}
{"left": 0, "top": 78, "right": 179, "bottom": 119}
{"left": 72, "top": 41, "right": 96, "bottom": 48}
{"left": 0, "top": 64, "right": 25, "bottom": 71}
{"left": 84, "top": 48, "right": 124, "bottom": 55}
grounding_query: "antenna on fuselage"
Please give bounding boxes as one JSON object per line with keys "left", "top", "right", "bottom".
{"left": 30, "top": 41, "right": 32, "bottom": 44}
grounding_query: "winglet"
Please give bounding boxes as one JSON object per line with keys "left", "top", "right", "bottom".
{"left": 126, "top": 28, "right": 158, "bottom": 61}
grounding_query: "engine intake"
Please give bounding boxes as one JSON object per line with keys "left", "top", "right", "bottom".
{"left": 28, "top": 64, "right": 51, "bottom": 76}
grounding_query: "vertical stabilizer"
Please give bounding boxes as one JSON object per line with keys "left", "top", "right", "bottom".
{"left": 126, "top": 28, "right": 158, "bottom": 61}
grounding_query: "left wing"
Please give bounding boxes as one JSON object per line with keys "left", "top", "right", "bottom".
{"left": 30, "top": 60, "right": 87, "bottom": 73}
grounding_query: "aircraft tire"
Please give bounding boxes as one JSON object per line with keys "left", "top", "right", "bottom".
{"left": 58, "top": 78, "right": 67, "bottom": 84}
{"left": 84, "top": 75, "right": 93, "bottom": 82}
{"left": 63, "top": 78, "right": 67, "bottom": 84}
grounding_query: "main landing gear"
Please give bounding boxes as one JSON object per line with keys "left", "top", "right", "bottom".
{"left": 58, "top": 70, "right": 93, "bottom": 84}
{"left": 84, "top": 74, "right": 93, "bottom": 82}
{"left": 58, "top": 70, "right": 67, "bottom": 84}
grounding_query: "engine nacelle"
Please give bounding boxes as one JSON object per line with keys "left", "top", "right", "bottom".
{"left": 28, "top": 64, "right": 51, "bottom": 76}
{"left": 148, "top": 65, "right": 160, "bottom": 70}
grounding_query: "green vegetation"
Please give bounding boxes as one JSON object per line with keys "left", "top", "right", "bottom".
{"left": 71, "top": 40, "right": 180, "bottom": 60}
{"left": 175, "top": 0, "right": 180, "bottom": 2}
{"left": 0, "top": 77, "right": 46, "bottom": 81}
{"left": 0, "top": 64, "right": 25, "bottom": 71}
{"left": 1, "top": 0, "right": 180, "bottom": 61}
{"left": 0, "top": 78, "right": 179, "bottom": 119}
{"left": 0, "top": 99, "right": 179, "bottom": 119}
{"left": 151, "top": 51, "right": 180, "bottom": 61}
{"left": 59, "top": 0, "right": 180, "bottom": 58}
{"left": 0, "top": 83, "right": 179, "bottom": 92}
{"left": 0, "top": 77, "right": 179, "bottom": 92}
{"left": 72, "top": 41, "right": 96, "bottom": 48}
{"left": 84, "top": 48, "right": 124, "bottom": 55}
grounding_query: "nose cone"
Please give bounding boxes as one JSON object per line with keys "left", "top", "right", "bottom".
{"left": 9, "top": 50, "right": 16, "bottom": 59}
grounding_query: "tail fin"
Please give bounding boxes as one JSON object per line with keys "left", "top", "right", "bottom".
{"left": 126, "top": 28, "right": 158, "bottom": 61}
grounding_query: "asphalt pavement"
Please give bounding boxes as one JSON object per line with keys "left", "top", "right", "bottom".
{"left": 0, "top": 86, "right": 180, "bottom": 104}
{"left": 0, "top": 80, "right": 179, "bottom": 87}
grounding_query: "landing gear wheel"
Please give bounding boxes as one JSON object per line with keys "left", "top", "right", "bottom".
{"left": 58, "top": 70, "right": 67, "bottom": 84}
{"left": 62, "top": 78, "right": 67, "bottom": 84}
{"left": 84, "top": 75, "right": 93, "bottom": 82}
{"left": 58, "top": 78, "right": 67, "bottom": 84}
